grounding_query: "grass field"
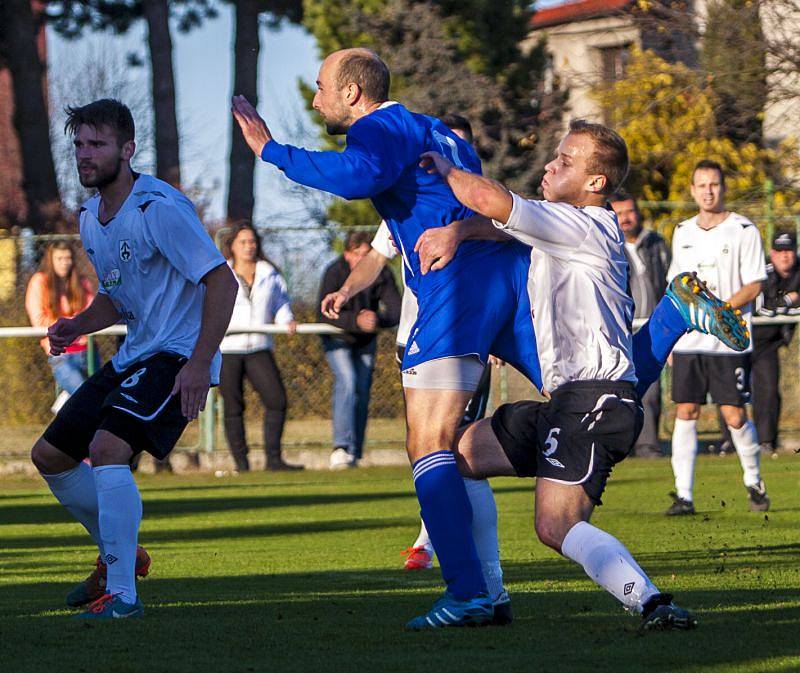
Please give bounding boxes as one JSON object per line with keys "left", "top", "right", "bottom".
{"left": 1, "top": 455, "right": 799, "bottom": 673}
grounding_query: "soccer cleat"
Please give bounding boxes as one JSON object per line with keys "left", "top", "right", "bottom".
{"left": 665, "top": 492, "right": 695, "bottom": 516}
{"left": 405, "top": 591, "right": 493, "bottom": 630}
{"left": 73, "top": 593, "right": 144, "bottom": 620}
{"left": 66, "top": 545, "right": 152, "bottom": 608}
{"left": 402, "top": 545, "right": 433, "bottom": 570}
{"left": 639, "top": 593, "right": 698, "bottom": 632}
{"left": 747, "top": 480, "right": 771, "bottom": 512}
{"left": 490, "top": 590, "right": 514, "bottom": 626}
{"left": 666, "top": 272, "right": 749, "bottom": 351}
{"left": 329, "top": 447, "right": 356, "bottom": 470}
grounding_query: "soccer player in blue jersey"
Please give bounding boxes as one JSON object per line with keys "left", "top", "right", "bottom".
{"left": 234, "top": 48, "right": 540, "bottom": 628}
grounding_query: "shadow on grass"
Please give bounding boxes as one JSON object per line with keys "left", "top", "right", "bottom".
{"left": 1, "top": 567, "right": 799, "bottom": 673}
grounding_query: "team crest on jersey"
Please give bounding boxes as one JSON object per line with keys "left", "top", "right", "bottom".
{"left": 101, "top": 268, "right": 122, "bottom": 290}
{"left": 119, "top": 239, "right": 132, "bottom": 262}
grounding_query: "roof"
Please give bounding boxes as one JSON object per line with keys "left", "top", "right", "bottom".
{"left": 531, "top": 0, "right": 635, "bottom": 29}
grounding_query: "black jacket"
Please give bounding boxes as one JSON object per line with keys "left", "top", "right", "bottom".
{"left": 317, "top": 256, "right": 402, "bottom": 347}
{"left": 754, "top": 260, "right": 800, "bottom": 348}
{"left": 623, "top": 228, "right": 671, "bottom": 318}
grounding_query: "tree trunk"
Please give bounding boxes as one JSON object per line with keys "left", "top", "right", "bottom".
{"left": 142, "top": 0, "right": 181, "bottom": 187}
{"left": 0, "top": 0, "right": 62, "bottom": 232}
{"left": 227, "top": 0, "right": 261, "bottom": 224}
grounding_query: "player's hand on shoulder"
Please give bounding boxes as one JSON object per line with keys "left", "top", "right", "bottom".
{"left": 419, "top": 151, "right": 453, "bottom": 177}
{"left": 47, "top": 317, "right": 80, "bottom": 356}
{"left": 231, "top": 95, "right": 273, "bottom": 157}
{"left": 415, "top": 226, "right": 460, "bottom": 274}
{"left": 321, "top": 290, "right": 350, "bottom": 319}
{"left": 356, "top": 309, "right": 378, "bottom": 333}
{"left": 171, "top": 358, "right": 211, "bottom": 421}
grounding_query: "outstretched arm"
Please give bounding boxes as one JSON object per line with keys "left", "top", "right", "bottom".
{"left": 419, "top": 151, "right": 513, "bottom": 223}
{"left": 321, "top": 248, "right": 389, "bottom": 318}
{"left": 232, "top": 95, "right": 403, "bottom": 200}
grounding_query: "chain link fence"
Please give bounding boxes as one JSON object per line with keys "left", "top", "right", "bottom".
{"left": 1, "top": 197, "right": 800, "bottom": 459}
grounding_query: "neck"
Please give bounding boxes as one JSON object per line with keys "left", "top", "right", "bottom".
{"left": 350, "top": 100, "right": 385, "bottom": 126}
{"left": 696, "top": 209, "right": 728, "bottom": 230}
{"left": 624, "top": 230, "right": 640, "bottom": 243}
{"left": 99, "top": 166, "right": 135, "bottom": 219}
{"left": 234, "top": 259, "right": 256, "bottom": 271}
{"left": 776, "top": 265, "right": 793, "bottom": 279}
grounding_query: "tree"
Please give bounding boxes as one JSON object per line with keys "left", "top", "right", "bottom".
{"left": 596, "top": 48, "right": 799, "bottom": 237}
{"left": 0, "top": 0, "right": 63, "bottom": 232}
{"left": 47, "top": 1, "right": 219, "bottom": 188}
{"left": 226, "top": 0, "right": 303, "bottom": 224}
{"left": 300, "top": 0, "right": 561, "bottom": 228}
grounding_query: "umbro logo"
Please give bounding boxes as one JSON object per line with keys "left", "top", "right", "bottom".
{"left": 121, "top": 393, "right": 139, "bottom": 404}
{"left": 623, "top": 582, "right": 635, "bottom": 595}
{"left": 545, "top": 456, "right": 565, "bottom": 469}
{"left": 105, "top": 554, "right": 118, "bottom": 565}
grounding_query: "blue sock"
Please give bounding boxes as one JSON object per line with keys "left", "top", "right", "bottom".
{"left": 633, "top": 296, "right": 687, "bottom": 397}
{"left": 412, "top": 451, "right": 486, "bottom": 600}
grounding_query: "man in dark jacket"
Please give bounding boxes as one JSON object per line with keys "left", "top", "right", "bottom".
{"left": 752, "top": 230, "right": 800, "bottom": 455}
{"left": 611, "top": 192, "right": 671, "bottom": 457}
{"left": 318, "top": 230, "right": 401, "bottom": 468}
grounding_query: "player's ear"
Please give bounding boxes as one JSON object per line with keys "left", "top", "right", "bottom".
{"left": 121, "top": 139, "right": 136, "bottom": 162}
{"left": 345, "top": 82, "right": 361, "bottom": 106}
{"left": 587, "top": 173, "right": 606, "bottom": 194}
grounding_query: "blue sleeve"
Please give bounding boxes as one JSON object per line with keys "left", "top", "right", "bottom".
{"left": 261, "top": 117, "right": 411, "bottom": 200}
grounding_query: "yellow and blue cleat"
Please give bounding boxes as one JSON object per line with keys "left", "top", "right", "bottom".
{"left": 666, "top": 272, "right": 749, "bottom": 351}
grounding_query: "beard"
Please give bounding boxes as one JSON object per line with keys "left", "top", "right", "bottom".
{"left": 324, "top": 119, "right": 349, "bottom": 136}
{"left": 78, "top": 158, "right": 123, "bottom": 189}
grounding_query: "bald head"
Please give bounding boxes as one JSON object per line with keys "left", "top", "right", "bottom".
{"left": 313, "top": 49, "right": 391, "bottom": 134}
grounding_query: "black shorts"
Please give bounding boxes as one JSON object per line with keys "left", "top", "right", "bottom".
{"left": 43, "top": 352, "right": 189, "bottom": 461}
{"left": 671, "top": 352, "right": 751, "bottom": 406}
{"left": 490, "top": 380, "right": 643, "bottom": 505}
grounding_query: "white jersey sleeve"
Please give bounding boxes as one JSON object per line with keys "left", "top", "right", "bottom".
{"left": 371, "top": 221, "right": 397, "bottom": 259}
{"left": 493, "top": 192, "right": 592, "bottom": 257}
{"left": 270, "top": 273, "right": 295, "bottom": 325}
{"left": 142, "top": 198, "right": 224, "bottom": 285}
{"left": 739, "top": 223, "right": 767, "bottom": 286}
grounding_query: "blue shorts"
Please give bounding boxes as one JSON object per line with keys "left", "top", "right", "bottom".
{"left": 402, "top": 241, "right": 541, "bottom": 389}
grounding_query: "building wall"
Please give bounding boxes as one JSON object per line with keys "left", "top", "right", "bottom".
{"left": 523, "top": 15, "right": 641, "bottom": 126}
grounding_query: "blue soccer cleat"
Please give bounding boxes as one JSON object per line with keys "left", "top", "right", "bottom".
{"left": 666, "top": 272, "right": 749, "bottom": 351}
{"left": 73, "top": 593, "right": 144, "bottom": 620}
{"left": 405, "top": 591, "right": 493, "bottom": 630}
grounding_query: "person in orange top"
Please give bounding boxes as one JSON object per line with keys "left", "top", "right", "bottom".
{"left": 26, "top": 241, "right": 96, "bottom": 396}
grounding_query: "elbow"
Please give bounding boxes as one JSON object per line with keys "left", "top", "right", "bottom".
{"left": 469, "top": 185, "right": 510, "bottom": 223}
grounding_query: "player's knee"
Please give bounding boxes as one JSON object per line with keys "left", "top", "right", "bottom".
{"left": 31, "top": 438, "right": 72, "bottom": 474}
{"left": 534, "top": 511, "right": 572, "bottom": 552}
{"left": 30, "top": 439, "right": 52, "bottom": 473}
{"left": 88, "top": 432, "right": 132, "bottom": 466}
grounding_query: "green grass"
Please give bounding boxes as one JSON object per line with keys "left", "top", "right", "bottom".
{"left": 1, "top": 455, "right": 799, "bottom": 673}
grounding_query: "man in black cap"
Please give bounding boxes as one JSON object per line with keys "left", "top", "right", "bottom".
{"left": 752, "top": 229, "right": 800, "bottom": 455}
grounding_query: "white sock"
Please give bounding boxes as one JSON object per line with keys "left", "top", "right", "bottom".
{"left": 463, "top": 477, "right": 505, "bottom": 602}
{"left": 94, "top": 465, "right": 142, "bottom": 605}
{"left": 561, "top": 521, "right": 659, "bottom": 613}
{"left": 42, "top": 462, "right": 104, "bottom": 557}
{"left": 671, "top": 418, "right": 697, "bottom": 501}
{"left": 729, "top": 421, "right": 761, "bottom": 488}
{"left": 413, "top": 518, "right": 432, "bottom": 551}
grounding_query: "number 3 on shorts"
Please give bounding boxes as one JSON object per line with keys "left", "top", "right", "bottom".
{"left": 543, "top": 427, "right": 561, "bottom": 457}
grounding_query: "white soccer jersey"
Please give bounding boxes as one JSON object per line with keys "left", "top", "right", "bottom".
{"left": 372, "top": 221, "right": 418, "bottom": 346}
{"left": 667, "top": 212, "right": 766, "bottom": 355}
{"left": 79, "top": 173, "right": 226, "bottom": 381}
{"left": 494, "top": 193, "right": 636, "bottom": 393}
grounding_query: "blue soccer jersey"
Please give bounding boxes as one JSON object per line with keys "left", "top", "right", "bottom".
{"left": 262, "top": 102, "right": 541, "bottom": 387}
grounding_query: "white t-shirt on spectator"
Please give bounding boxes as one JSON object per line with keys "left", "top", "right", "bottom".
{"left": 80, "top": 173, "right": 225, "bottom": 381}
{"left": 667, "top": 212, "right": 766, "bottom": 355}
{"left": 372, "top": 221, "right": 418, "bottom": 347}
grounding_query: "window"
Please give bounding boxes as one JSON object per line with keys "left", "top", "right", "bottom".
{"left": 600, "top": 44, "right": 631, "bottom": 83}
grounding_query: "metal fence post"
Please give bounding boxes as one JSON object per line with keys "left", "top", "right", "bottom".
{"left": 202, "top": 388, "right": 216, "bottom": 453}
{"left": 87, "top": 335, "right": 97, "bottom": 376}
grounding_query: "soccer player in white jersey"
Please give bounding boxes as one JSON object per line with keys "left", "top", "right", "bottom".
{"left": 666, "top": 160, "right": 768, "bottom": 516}
{"left": 417, "top": 120, "right": 698, "bottom": 630}
{"left": 29, "top": 99, "right": 238, "bottom": 619}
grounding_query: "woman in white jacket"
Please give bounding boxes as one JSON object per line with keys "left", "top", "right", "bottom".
{"left": 220, "top": 224, "right": 301, "bottom": 471}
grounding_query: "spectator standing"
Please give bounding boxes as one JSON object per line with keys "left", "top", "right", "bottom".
{"left": 611, "top": 192, "right": 670, "bottom": 458}
{"left": 219, "top": 224, "right": 301, "bottom": 472}
{"left": 25, "top": 241, "right": 96, "bottom": 406}
{"left": 752, "top": 230, "right": 800, "bottom": 455}
{"left": 318, "top": 230, "right": 401, "bottom": 469}
{"left": 666, "top": 160, "right": 768, "bottom": 515}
